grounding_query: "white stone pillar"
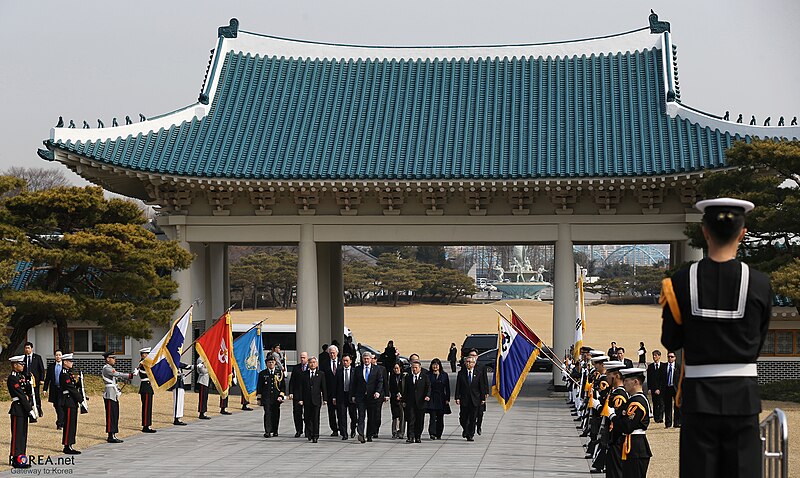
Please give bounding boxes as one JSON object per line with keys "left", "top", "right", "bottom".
{"left": 209, "top": 243, "right": 226, "bottom": 319}
{"left": 222, "top": 245, "right": 230, "bottom": 312}
{"left": 330, "top": 244, "right": 345, "bottom": 345}
{"left": 682, "top": 240, "right": 704, "bottom": 263}
{"left": 297, "top": 224, "right": 320, "bottom": 358}
{"left": 317, "top": 244, "right": 332, "bottom": 348}
{"left": 552, "top": 223, "right": 574, "bottom": 390}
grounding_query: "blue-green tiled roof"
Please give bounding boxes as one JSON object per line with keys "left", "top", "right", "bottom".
{"left": 47, "top": 46, "right": 745, "bottom": 180}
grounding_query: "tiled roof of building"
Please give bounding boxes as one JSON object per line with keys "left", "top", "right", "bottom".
{"left": 42, "top": 18, "right": 800, "bottom": 182}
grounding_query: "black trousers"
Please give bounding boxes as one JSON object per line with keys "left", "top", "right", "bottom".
{"left": 303, "top": 403, "right": 321, "bottom": 439}
{"left": 622, "top": 457, "right": 649, "bottom": 478}
{"left": 476, "top": 402, "right": 485, "bottom": 429}
{"left": 336, "top": 396, "right": 357, "bottom": 437}
{"left": 459, "top": 401, "right": 477, "bottom": 438}
{"left": 62, "top": 406, "right": 78, "bottom": 446}
{"left": 51, "top": 399, "right": 65, "bottom": 428}
{"left": 292, "top": 400, "right": 304, "bottom": 434}
{"left": 197, "top": 384, "right": 209, "bottom": 414}
{"left": 663, "top": 387, "right": 680, "bottom": 427}
{"left": 650, "top": 391, "right": 664, "bottom": 422}
{"left": 356, "top": 399, "right": 378, "bottom": 438}
{"left": 428, "top": 410, "right": 445, "bottom": 438}
{"left": 262, "top": 400, "right": 281, "bottom": 434}
{"left": 605, "top": 441, "right": 623, "bottom": 478}
{"left": 680, "top": 412, "right": 760, "bottom": 478}
{"left": 9, "top": 414, "right": 28, "bottom": 466}
{"left": 326, "top": 400, "right": 338, "bottom": 433}
{"left": 140, "top": 392, "right": 153, "bottom": 427}
{"left": 104, "top": 398, "right": 119, "bottom": 434}
{"left": 406, "top": 404, "right": 425, "bottom": 439}
{"left": 219, "top": 396, "right": 228, "bottom": 410}
{"left": 449, "top": 359, "right": 457, "bottom": 373}
{"left": 373, "top": 399, "right": 384, "bottom": 435}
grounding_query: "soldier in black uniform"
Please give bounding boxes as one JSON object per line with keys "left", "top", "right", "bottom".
{"left": 585, "top": 355, "right": 610, "bottom": 460}
{"left": 661, "top": 198, "right": 771, "bottom": 478}
{"left": 603, "top": 361, "right": 630, "bottom": 478}
{"left": 256, "top": 355, "right": 286, "bottom": 438}
{"left": 8, "top": 355, "right": 36, "bottom": 468}
{"left": 135, "top": 348, "right": 157, "bottom": 433}
{"left": 618, "top": 368, "right": 651, "bottom": 478}
{"left": 59, "top": 354, "right": 84, "bottom": 455}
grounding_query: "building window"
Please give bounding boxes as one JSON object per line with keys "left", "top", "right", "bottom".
{"left": 54, "top": 328, "right": 125, "bottom": 354}
{"left": 761, "top": 330, "right": 800, "bottom": 357}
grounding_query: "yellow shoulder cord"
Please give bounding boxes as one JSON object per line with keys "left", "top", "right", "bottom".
{"left": 659, "top": 278, "right": 682, "bottom": 325}
{"left": 676, "top": 352, "right": 685, "bottom": 408}
{"left": 621, "top": 401, "right": 647, "bottom": 461}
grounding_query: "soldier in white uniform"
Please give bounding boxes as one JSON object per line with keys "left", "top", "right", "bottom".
{"left": 169, "top": 361, "right": 193, "bottom": 425}
{"left": 101, "top": 352, "right": 133, "bottom": 443}
{"left": 196, "top": 356, "right": 211, "bottom": 419}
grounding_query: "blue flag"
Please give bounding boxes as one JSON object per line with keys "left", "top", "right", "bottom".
{"left": 232, "top": 325, "right": 265, "bottom": 402}
{"left": 492, "top": 314, "right": 539, "bottom": 411}
{"left": 142, "top": 306, "right": 192, "bottom": 392}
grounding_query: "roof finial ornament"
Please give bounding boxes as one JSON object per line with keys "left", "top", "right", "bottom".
{"left": 112, "top": 117, "right": 119, "bottom": 127}
{"left": 723, "top": 111, "right": 729, "bottom": 121}
{"left": 763, "top": 117, "right": 770, "bottom": 126}
{"left": 649, "top": 10, "right": 670, "bottom": 34}
{"left": 98, "top": 119, "right": 104, "bottom": 128}
{"left": 68, "top": 120, "right": 75, "bottom": 128}
{"left": 792, "top": 117, "right": 798, "bottom": 126}
{"left": 139, "top": 113, "right": 146, "bottom": 122}
{"left": 749, "top": 115, "right": 756, "bottom": 125}
{"left": 56, "top": 116, "right": 64, "bottom": 128}
{"left": 125, "top": 115, "right": 132, "bottom": 125}
{"left": 83, "top": 121, "right": 90, "bottom": 129}
{"left": 778, "top": 116, "right": 784, "bottom": 126}
{"left": 736, "top": 114, "right": 743, "bottom": 123}
{"left": 218, "top": 18, "right": 239, "bottom": 39}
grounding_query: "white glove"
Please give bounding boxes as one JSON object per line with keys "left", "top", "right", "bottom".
{"left": 593, "top": 400, "right": 601, "bottom": 410}
{"left": 29, "top": 410, "right": 37, "bottom": 420}
{"left": 608, "top": 410, "right": 616, "bottom": 420}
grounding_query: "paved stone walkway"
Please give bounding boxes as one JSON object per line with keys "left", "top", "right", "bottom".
{"left": 4, "top": 373, "right": 592, "bottom": 477}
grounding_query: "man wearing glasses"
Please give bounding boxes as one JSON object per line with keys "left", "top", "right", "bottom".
{"left": 661, "top": 352, "right": 680, "bottom": 428}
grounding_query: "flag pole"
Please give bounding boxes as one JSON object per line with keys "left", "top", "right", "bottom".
{"left": 178, "top": 303, "right": 245, "bottom": 357}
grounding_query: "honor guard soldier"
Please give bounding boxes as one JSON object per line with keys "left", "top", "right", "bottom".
{"left": 196, "top": 357, "right": 210, "bottom": 420}
{"left": 256, "top": 355, "right": 286, "bottom": 437}
{"left": 597, "top": 361, "right": 628, "bottom": 477}
{"left": 585, "top": 355, "right": 610, "bottom": 459}
{"left": 102, "top": 352, "right": 133, "bottom": 443}
{"left": 59, "top": 354, "right": 84, "bottom": 455}
{"left": 8, "top": 355, "right": 36, "bottom": 468}
{"left": 135, "top": 348, "right": 157, "bottom": 433}
{"left": 661, "top": 198, "right": 771, "bottom": 478}
{"left": 618, "top": 368, "right": 652, "bottom": 478}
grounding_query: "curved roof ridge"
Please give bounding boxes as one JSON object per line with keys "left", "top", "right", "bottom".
{"left": 667, "top": 103, "right": 800, "bottom": 140}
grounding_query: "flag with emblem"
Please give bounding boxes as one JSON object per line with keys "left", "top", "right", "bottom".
{"left": 492, "top": 314, "right": 540, "bottom": 411}
{"left": 142, "top": 305, "right": 192, "bottom": 391}
{"left": 195, "top": 311, "right": 236, "bottom": 399}
{"left": 232, "top": 325, "right": 265, "bottom": 403}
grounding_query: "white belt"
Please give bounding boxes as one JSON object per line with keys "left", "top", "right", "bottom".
{"left": 684, "top": 363, "right": 757, "bottom": 378}
{"left": 140, "top": 378, "right": 150, "bottom": 382}
{"left": 11, "top": 397, "right": 19, "bottom": 402}
{"left": 630, "top": 429, "right": 646, "bottom": 435}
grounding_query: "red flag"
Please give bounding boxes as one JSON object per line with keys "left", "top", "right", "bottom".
{"left": 510, "top": 309, "right": 542, "bottom": 346}
{"left": 195, "top": 312, "right": 235, "bottom": 399}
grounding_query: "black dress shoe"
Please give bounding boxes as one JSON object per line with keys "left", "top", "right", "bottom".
{"left": 476, "top": 427, "right": 482, "bottom": 435}
{"left": 264, "top": 433, "right": 270, "bottom": 438}
{"left": 142, "top": 427, "right": 157, "bottom": 433}
{"left": 462, "top": 431, "right": 467, "bottom": 438}
{"left": 312, "top": 437, "right": 318, "bottom": 443}
{"left": 466, "top": 437, "right": 474, "bottom": 442}
{"left": 579, "top": 431, "right": 590, "bottom": 437}
{"left": 63, "top": 447, "right": 81, "bottom": 455}
{"left": 307, "top": 436, "right": 313, "bottom": 441}
{"left": 571, "top": 412, "right": 578, "bottom": 416}
{"left": 294, "top": 431, "right": 301, "bottom": 438}
{"left": 415, "top": 438, "right": 421, "bottom": 443}
{"left": 174, "top": 419, "right": 187, "bottom": 426}
{"left": 242, "top": 406, "right": 253, "bottom": 411}
{"left": 220, "top": 410, "right": 232, "bottom": 415}
{"left": 590, "top": 468, "right": 604, "bottom": 474}
{"left": 342, "top": 436, "right": 348, "bottom": 440}
{"left": 358, "top": 435, "right": 365, "bottom": 443}
{"left": 351, "top": 430, "right": 356, "bottom": 438}
{"left": 406, "top": 438, "right": 414, "bottom": 443}
{"left": 199, "top": 414, "right": 211, "bottom": 420}
{"left": 430, "top": 435, "right": 436, "bottom": 440}
{"left": 331, "top": 431, "right": 339, "bottom": 437}
{"left": 367, "top": 437, "right": 373, "bottom": 442}
{"left": 107, "top": 436, "right": 124, "bottom": 444}
{"left": 273, "top": 432, "right": 278, "bottom": 437}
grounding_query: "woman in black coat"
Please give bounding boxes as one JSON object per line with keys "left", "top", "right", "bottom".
{"left": 388, "top": 363, "right": 406, "bottom": 439}
{"left": 426, "top": 358, "right": 451, "bottom": 440}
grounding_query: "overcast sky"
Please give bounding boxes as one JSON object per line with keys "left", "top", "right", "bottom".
{"left": 1, "top": 0, "right": 798, "bottom": 188}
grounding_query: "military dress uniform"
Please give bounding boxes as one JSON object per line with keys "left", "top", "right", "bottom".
{"left": 59, "top": 354, "right": 84, "bottom": 454}
{"left": 168, "top": 362, "right": 193, "bottom": 425}
{"left": 102, "top": 353, "right": 133, "bottom": 443}
{"left": 590, "top": 360, "right": 625, "bottom": 473}
{"left": 605, "top": 366, "right": 630, "bottom": 478}
{"left": 661, "top": 198, "right": 771, "bottom": 478}
{"left": 196, "top": 357, "right": 210, "bottom": 419}
{"left": 256, "top": 365, "right": 286, "bottom": 437}
{"left": 135, "top": 348, "right": 156, "bottom": 432}
{"left": 7, "top": 356, "right": 36, "bottom": 468}
{"left": 615, "top": 368, "right": 652, "bottom": 478}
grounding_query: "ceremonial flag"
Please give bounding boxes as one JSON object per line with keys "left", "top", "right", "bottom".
{"left": 232, "top": 325, "right": 265, "bottom": 403}
{"left": 574, "top": 265, "right": 586, "bottom": 360}
{"left": 195, "top": 311, "right": 235, "bottom": 399}
{"left": 142, "top": 306, "right": 192, "bottom": 392}
{"left": 492, "top": 314, "right": 540, "bottom": 411}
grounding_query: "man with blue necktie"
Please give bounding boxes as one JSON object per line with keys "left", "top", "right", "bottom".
{"left": 43, "top": 350, "right": 64, "bottom": 429}
{"left": 354, "top": 351, "right": 383, "bottom": 443}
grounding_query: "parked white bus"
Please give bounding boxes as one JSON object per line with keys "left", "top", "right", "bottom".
{"left": 232, "top": 323, "right": 354, "bottom": 367}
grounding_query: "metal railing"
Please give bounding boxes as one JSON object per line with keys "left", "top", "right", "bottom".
{"left": 761, "top": 408, "right": 789, "bottom": 478}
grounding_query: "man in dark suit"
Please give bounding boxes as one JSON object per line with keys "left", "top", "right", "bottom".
{"left": 333, "top": 354, "right": 357, "bottom": 440}
{"left": 43, "top": 350, "right": 65, "bottom": 429}
{"left": 322, "top": 344, "right": 342, "bottom": 437}
{"left": 617, "top": 347, "right": 635, "bottom": 369}
{"left": 22, "top": 342, "right": 45, "bottom": 417}
{"left": 299, "top": 356, "right": 326, "bottom": 443}
{"left": 455, "top": 356, "right": 488, "bottom": 441}
{"left": 467, "top": 349, "right": 489, "bottom": 434}
{"left": 402, "top": 361, "right": 430, "bottom": 443}
{"left": 646, "top": 350, "right": 664, "bottom": 423}
{"left": 370, "top": 353, "right": 389, "bottom": 438}
{"left": 661, "top": 351, "right": 681, "bottom": 428}
{"left": 353, "top": 351, "right": 384, "bottom": 443}
{"left": 288, "top": 351, "right": 309, "bottom": 437}
{"left": 607, "top": 342, "right": 619, "bottom": 361}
